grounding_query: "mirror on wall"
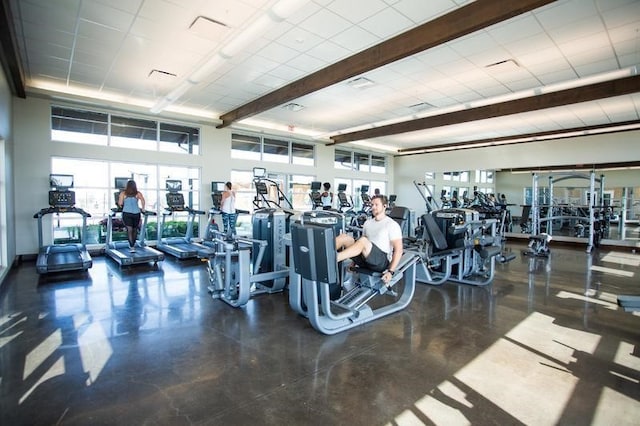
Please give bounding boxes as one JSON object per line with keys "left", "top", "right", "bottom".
{"left": 496, "top": 168, "right": 640, "bottom": 246}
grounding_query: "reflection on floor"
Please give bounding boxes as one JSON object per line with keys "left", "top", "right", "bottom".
{"left": 0, "top": 243, "right": 638, "bottom": 425}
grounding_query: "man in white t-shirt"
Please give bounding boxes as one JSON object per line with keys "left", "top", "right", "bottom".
{"left": 336, "top": 195, "right": 402, "bottom": 284}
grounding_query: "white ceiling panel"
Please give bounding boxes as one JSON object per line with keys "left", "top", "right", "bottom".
{"left": 358, "top": 7, "right": 414, "bottom": 39}
{"left": 297, "top": 8, "right": 353, "bottom": 39}
{"left": 79, "top": 2, "right": 135, "bottom": 32}
{"left": 327, "top": 0, "right": 388, "bottom": 24}
{"left": 275, "top": 26, "right": 325, "bottom": 53}
{"left": 5, "top": 0, "right": 640, "bottom": 154}
{"left": 329, "top": 26, "right": 380, "bottom": 53}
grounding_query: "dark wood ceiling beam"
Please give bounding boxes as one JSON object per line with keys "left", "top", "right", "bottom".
{"left": 397, "top": 119, "right": 640, "bottom": 155}
{"left": 217, "top": 0, "right": 556, "bottom": 129}
{"left": 0, "top": 0, "right": 26, "bottom": 98}
{"left": 507, "top": 160, "right": 640, "bottom": 173}
{"left": 330, "top": 75, "right": 640, "bottom": 144}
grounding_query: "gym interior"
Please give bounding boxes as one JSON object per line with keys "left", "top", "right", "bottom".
{"left": 0, "top": 1, "right": 639, "bottom": 424}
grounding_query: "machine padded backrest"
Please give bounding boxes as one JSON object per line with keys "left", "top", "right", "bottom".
{"left": 290, "top": 221, "right": 338, "bottom": 284}
{"left": 422, "top": 213, "right": 449, "bottom": 251}
{"left": 389, "top": 206, "right": 410, "bottom": 236}
{"left": 520, "top": 205, "right": 531, "bottom": 223}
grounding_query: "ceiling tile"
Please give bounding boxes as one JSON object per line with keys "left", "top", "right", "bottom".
{"left": 305, "top": 40, "right": 351, "bottom": 63}
{"left": 392, "top": 0, "right": 460, "bottom": 24}
{"left": 327, "top": 0, "right": 388, "bottom": 24}
{"left": 330, "top": 26, "right": 380, "bottom": 53}
{"left": 275, "top": 26, "right": 325, "bottom": 53}
{"left": 487, "top": 15, "right": 544, "bottom": 44}
{"left": 79, "top": 1, "right": 135, "bottom": 32}
{"left": 9, "top": 0, "right": 640, "bottom": 152}
{"left": 358, "top": 6, "right": 414, "bottom": 39}
{"left": 286, "top": 53, "right": 326, "bottom": 73}
{"left": 298, "top": 8, "right": 353, "bottom": 39}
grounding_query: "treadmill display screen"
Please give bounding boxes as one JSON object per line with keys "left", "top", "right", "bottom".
{"left": 166, "top": 180, "right": 182, "bottom": 191}
{"left": 114, "top": 177, "right": 129, "bottom": 190}
{"left": 49, "top": 174, "right": 74, "bottom": 190}
{"left": 211, "top": 181, "right": 226, "bottom": 192}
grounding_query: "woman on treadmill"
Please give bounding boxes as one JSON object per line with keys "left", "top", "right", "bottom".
{"left": 118, "top": 180, "right": 146, "bottom": 252}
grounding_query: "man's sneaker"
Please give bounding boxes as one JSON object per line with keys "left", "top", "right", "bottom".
{"left": 130, "top": 247, "right": 136, "bottom": 253}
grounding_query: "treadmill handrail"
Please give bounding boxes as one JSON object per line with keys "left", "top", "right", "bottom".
{"left": 34, "top": 206, "right": 92, "bottom": 218}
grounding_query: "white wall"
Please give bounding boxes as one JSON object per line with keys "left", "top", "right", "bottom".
{"left": 12, "top": 96, "right": 393, "bottom": 255}
{"left": 394, "top": 131, "right": 640, "bottom": 215}
{"left": 0, "top": 62, "right": 14, "bottom": 283}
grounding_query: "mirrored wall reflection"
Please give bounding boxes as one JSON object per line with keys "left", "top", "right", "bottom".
{"left": 496, "top": 168, "right": 640, "bottom": 245}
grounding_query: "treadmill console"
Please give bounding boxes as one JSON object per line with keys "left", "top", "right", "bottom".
{"left": 166, "top": 193, "right": 186, "bottom": 210}
{"left": 337, "top": 192, "right": 351, "bottom": 208}
{"left": 49, "top": 190, "right": 75, "bottom": 208}
{"left": 211, "top": 181, "right": 226, "bottom": 210}
{"left": 255, "top": 181, "right": 268, "bottom": 195}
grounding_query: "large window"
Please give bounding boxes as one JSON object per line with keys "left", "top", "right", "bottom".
{"left": 263, "top": 138, "right": 289, "bottom": 163}
{"left": 50, "top": 158, "right": 200, "bottom": 244}
{"left": 334, "top": 149, "right": 353, "bottom": 170}
{"left": 231, "top": 133, "right": 315, "bottom": 165}
{"left": 51, "top": 106, "right": 200, "bottom": 155}
{"left": 288, "top": 175, "right": 315, "bottom": 210}
{"left": 443, "top": 171, "right": 469, "bottom": 182}
{"left": 475, "top": 170, "right": 494, "bottom": 184}
{"left": 334, "top": 149, "right": 387, "bottom": 174}
{"left": 334, "top": 178, "right": 387, "bottom": 210}
{"left": 292, "top": 143, "right": 314, "bottom": 166}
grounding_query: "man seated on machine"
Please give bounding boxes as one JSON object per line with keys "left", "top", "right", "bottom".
{"left": 335, "top": 195, "right": 403, "bottom": 285}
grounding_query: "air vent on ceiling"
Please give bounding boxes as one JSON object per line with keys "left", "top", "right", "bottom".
{"left": 189, "top": 15, "right": 230, "bottom": 40}
{"left": 148, "top": 69, "right": 176, "bottom": 77}
{"left": 408, "top": 102, "right": 435, "bottom": 112}
{"left": 148, "top": 69, "right": 177, "bottom": 83}
{"left": 485, "top": 59, "right": 520, "bottom": 72}
{"left": 282, "top": 103, "right": 304, "bottom": 112}
{"left": 347, "top": 77, "right": 375, "bottom": 89}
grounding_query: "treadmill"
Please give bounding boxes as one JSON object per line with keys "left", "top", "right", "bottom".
{"left": 104, "top": 177, "right": 164, "bottom": 267}
{"left": 33, "top": 174, "right": 93, "bottom": 274}
{"left": 156, "top": 179, "right": 214, "bottom": 259}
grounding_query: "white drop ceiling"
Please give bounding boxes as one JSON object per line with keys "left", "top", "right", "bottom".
{"left": 6, "top": 0, "right": 640, "bottom": 154}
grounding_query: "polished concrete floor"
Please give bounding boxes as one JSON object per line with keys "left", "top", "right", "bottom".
{"left": 1, "top": 242, "right": 639, "bottom": 425}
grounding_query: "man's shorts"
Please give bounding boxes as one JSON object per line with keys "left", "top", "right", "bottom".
{"left": 352, "top": 242, "right": 389, "bottom": 272}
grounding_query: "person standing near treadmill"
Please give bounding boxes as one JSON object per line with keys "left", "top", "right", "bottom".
{"left": 321, "top": 182, "right": 333, "bottom": 210}
{"left": 220, "top": 181, "right": 237, "bottom": 237}
{"left": 118, "top": 180, "right": 146, "bottom": 252}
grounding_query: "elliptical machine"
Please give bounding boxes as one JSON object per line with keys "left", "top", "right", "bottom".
{"left": 206, "top": 168, "right": 290, "bottom": 307}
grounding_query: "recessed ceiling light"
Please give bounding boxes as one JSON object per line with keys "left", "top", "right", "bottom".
{"left": 282, "top": 102, "right": 304, "bottom": 112}
{"left": 347, "top": 77, "right": 375, "bottom": 89}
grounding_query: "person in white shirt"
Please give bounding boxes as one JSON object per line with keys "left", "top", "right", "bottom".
{"left": 321, "top": 182, "right": 333, "bottom": 210}
{"left": 335, "top": 195, "right": 402, "bottom": 284}
{"left": 220, "top": 181, "right": 237, "bottom": 237}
